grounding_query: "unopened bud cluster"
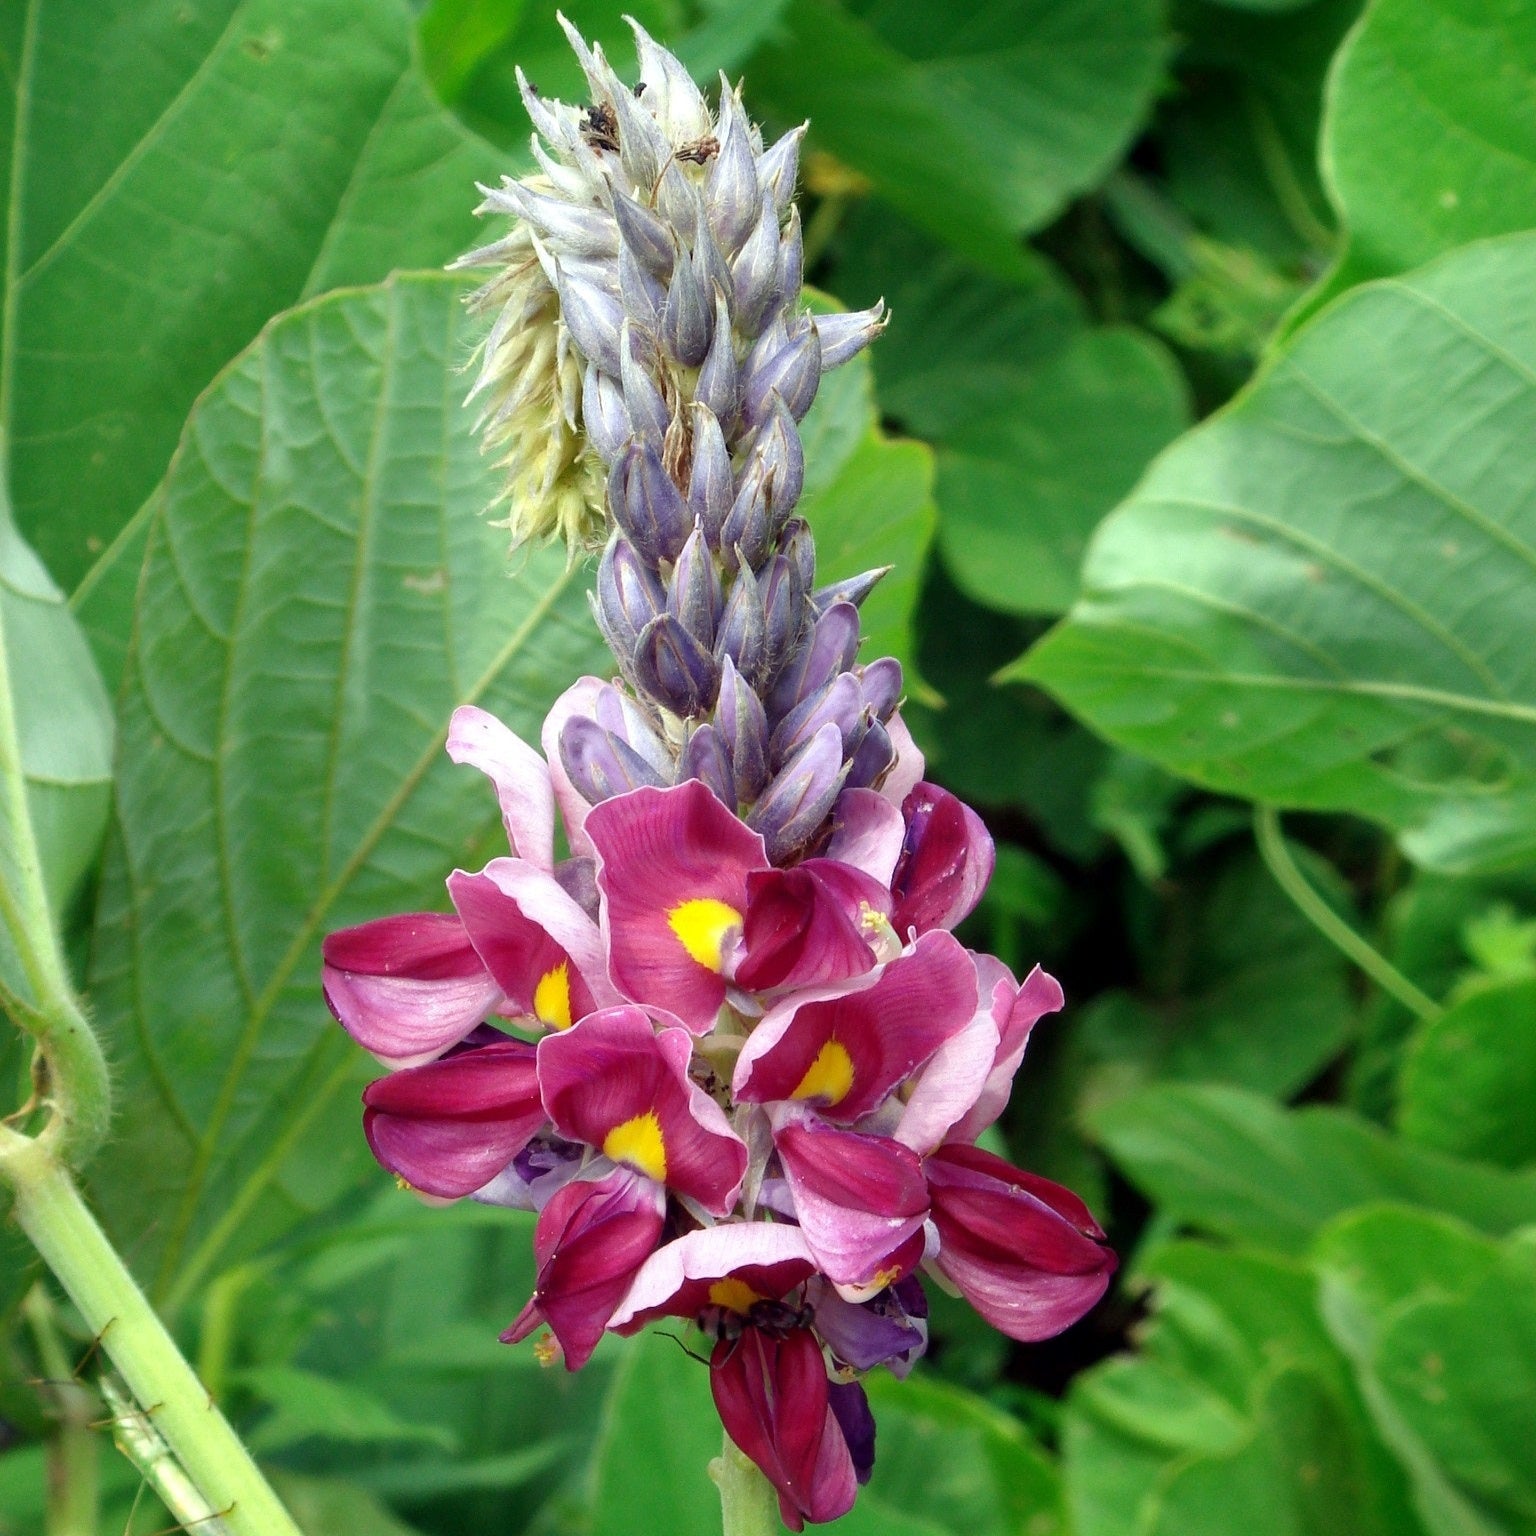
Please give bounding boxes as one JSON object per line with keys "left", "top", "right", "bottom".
{"left": 453, "top": 16, "right": 889, "bottom": 863}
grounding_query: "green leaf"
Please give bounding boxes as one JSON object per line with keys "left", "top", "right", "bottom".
{"left": 1397, "top": 978, "right": 1536, "bottom": 1169}
{"left": 1091, "top": 1084, "right": 1536, "bottom": 1253}
{"left": 1, "top": 0, "right": 500, "bottom": 593}
{"left": 243, "top": 1364, "right": 457, "bottom": 1454}
{"left": 1309, "top": 0, "right": 1536, "bottom": 308}
{"left": 1017, "top": 232, "right": 1536, "bottom": 875}
{"left": 266, "top": 1471, "right": 429, "bottom": 1536}
{"left": 743, "top": 0, "right": 1167, "bottom": 279}
{"left": 1311, "top": 1206, "right": 1526, "bottom": 1536}
{"left": 0, "top": 473, "right": 111, "bottom": 979}
{"left": 936, "top": 329, "right": 1190, "bottom": 617}
{"left": 79, "top": 274, "right": 610, "bottom": 1304}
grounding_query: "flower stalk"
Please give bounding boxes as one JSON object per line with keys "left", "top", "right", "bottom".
{"left": 712, "top": 1433, "right": 783, "bottom": 1536}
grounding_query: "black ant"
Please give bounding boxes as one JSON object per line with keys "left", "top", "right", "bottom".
{"left": 581, "top": 101, "right": 620, "bottom": 154}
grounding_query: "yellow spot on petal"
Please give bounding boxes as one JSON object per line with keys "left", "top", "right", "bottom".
{"left": 533, "top": 960, "right": 574, "bottom": 1029}
{"left": 792, "top": 1039, "right": 855, "bottom": 1106}
{"left": 708, "top": 1278, "right": 765, "bottom": 1314}
{"left": 603, "top": 1110, "right": 668, "bottom": 1182}
{"left": 666, "top": 898, "right": 743, "bottom": 973}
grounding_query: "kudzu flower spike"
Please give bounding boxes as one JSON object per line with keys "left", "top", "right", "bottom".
{"left": 327, "top": 19, "right": 1113, "bottom": 1529}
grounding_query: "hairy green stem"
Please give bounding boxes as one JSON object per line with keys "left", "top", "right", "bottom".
{"left": 1254, "top": 806, "right": 1442, "bottom": 1023}
{"left": 0, "top": 1129, "right": 303, "bottom": 1536}
{"left": 22, "top": 1283, "right": 100, "bottom": 1536}
{"left": 711, "top": 1435, "right": 781, "bottom": 1536}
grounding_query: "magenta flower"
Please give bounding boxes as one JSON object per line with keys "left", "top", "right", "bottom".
{"left": 323, "top": 19, "right": 1115, "bottom": 1523}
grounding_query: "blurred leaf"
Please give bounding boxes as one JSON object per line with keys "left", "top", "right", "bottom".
{"left": 1397, "top": 978, "right": 1536, "bottom": 1169}
{"left": 1305, "top": 0, "right": 1536, "bottom": 312}
{"left": 0, "top": 0, "right": 501, "bottom": 595}
{"left": 1065, "top": 1242, "right": 1417, "bottom": 1536}
{"left": 745, "top": 0, "right": 1166, "bottom": 280}
{"left": 0, "top": 477, "right": 111, "bottom": 991}
{"left": 267, "top": 1471, "right": 428, "bottom": 1536}
{"left": 1018, "top": 233, "right": 1536, "bottom": 876}
{"left": 244, "top": 1364, "right": 457, "bottom": 1454}
{"left": 1312, "top": 1206, "right": 1528, "bottom": 1536}
{"left": 936, "top": 329, "right": 1189, "bottom": 617}
{"left": 78, "top": 275, "right": 609, "bottom": 1306}
{"left": 1091, "top": 1084, "right": 1536, "bottom": 1253}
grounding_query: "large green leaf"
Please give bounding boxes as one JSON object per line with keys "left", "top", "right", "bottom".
{"left": 80, "top": 273, "right": 609, "bottom": 1305}
{"left": 1397, "top": 978, "right": 1536, "bottom": 1169}
{"left": 1091, "top": 1084, "right": 1536, "bottom": 1254}
{"left": 1017, "top": 233, "right": 1536, "bottom": 875}
{"left": 1306, "top": 0, "right": 1536, "bottom": 310}
{"left": 0, "top": 0, "right": 499, "bottom": 593}
{"left": 1312, "top": 1206, "right": 1534, "bottom": 1536}
{"left": 743, "top": 0, "right": 1166, "bottom": 280}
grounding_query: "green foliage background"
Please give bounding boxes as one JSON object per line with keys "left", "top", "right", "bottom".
{"left": 4, "top": 0, "right": 1536, "bottom": 1531}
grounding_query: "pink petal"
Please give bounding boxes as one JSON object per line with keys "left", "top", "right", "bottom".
{"left": 950, "top": 965, "right": 1064, "bottom": 1143}
{"left": 734, "top": 931, "right": 978, "bottom": 1121}
{"left": 734, "top": 859, "right": 888, "bottom": 993}
{"left": 588, "top": 780, "right": 768, "bottom": 1033}
{"left": 447, "top": 704, "right": 555, "bottom": 871}
{"left": 773, "top": 1109, "right": 928, "bottom": 1288}
{"left": 538, "top": 1007, "right": 748, "bottom": 1214}
{"left": 322, "top": 912, "right": 502, "bottom": 1066}
{"left": 879, "top": 711, "right": 925, "bottom": 808}
{"left": 894, "top": 1004, "right": 1001, "bottom": 1156}
{"left": 926, "top": 1143, "right": 1114, "bottom": 1342}
{"left": 824, "top": 788, "right": 906, "bottom": 886}
{"left": 449, "top": 859, "right": 618, "bottom": 1024}
{"left": 502, "top": 1167, "right": 666, "bottom": 1369}
{"left": 362, "top": 1037, "right": 545, "bottom": 1197}
{"left": 540, "top": 677, "right": 608, "bottom": 858}
{"left": 890, "top": 783, "right": 995, "bottom": 937}
{"left": 609, "top": 1223, "right": 817, "bottom": 1331}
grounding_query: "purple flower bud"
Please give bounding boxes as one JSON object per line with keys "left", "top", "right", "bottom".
{"left": 768, "top": 601, "right": 861, "bottom": 716}
{"left": 691, "top": 200, "right": 735, "bottom": 313}
{"left": 731, "top": 198, "right": 782, "bottom": 338}
{"left": 592, "top": 684, "right": 674, "bottom": 778}
{"left": 560, "top": 716, "right": 668, "bottom": 804}
{"left": 715, "top": 563, "right": 768, "bottom": 688}
{"left": 859, "top": 657, "right": 903, "bottom": 721}
{"left": 721, "top": 460, "right": 772, "bottom": 572}
{"left": 695, "top": 287, "right": 739, "bottom": 429}
{"left": 582, "top": 364, "right": 632, "bottom": 464}
{"left": 667, "top": 524, "right": 722, "bottom": 649}
{"left": 594, "top": 534, "right": 666, "bottom": 657}
{"left": 485, "top": 180, "right": 619, "bottom": 258}
{"left": 742, "top": 316, "right": 820, "bottom": 427}
{"left": 748, "top": 721, "right": 848, "bottom": 863}
{"left": 781, "top": 517, "right": 816, "bottom": 591}
{"left": 752, "top": 396, "right": 805, "bottom": 521}
{"left": 715, "top": 656, "right": 770, "bottom": 804}
{"left": 619, "top": 325, "right": 670, "bottom": 440}
{"left": 758, "top": 552, "right": 806, "bottom": 685}
{"left": 609, "top": 438, "right": 690, "bottom": 564}
{"left": 661, "top": 235, "right": 713, "bottom": 367}
{"left": 771, "top": 672, "right": 864, "bottom": 768}
{"left": 555, "top": 267, "right": 624, "bottom": 375}
{"left": 619, "top": 241, "right": 664, "bottom": 333}
{"left": 706, "top": 84, "right": 763, "bottom": 255}
{"left": 811, "top": 567, "right": 891, "bottom": 613}
{"left": 681, "top": 722, "right": 735, "bottom": 807}
{"left": 769, "top": 206, "right": 804, "bottom": 326}
{"left": 607, "top": 70, "right": 669, "bottom": 192}
{"left": 634, "top": 613, "right": 720, "bottom": 717}
{"left": 844, "top": 717, "right": 895, "bottom": 791}
{"left": 817, "top": 302, "right": 890, "bottom": 373}
{"left": 612, "top": 191, "right": 675, "bottom": 281}
{"left": 758, "top": 123, "right": 806, "bottom": 216}
{"left": 687, "top": 404, "right": 732, "bottom": 543}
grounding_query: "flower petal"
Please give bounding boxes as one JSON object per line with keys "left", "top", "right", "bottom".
{"left": 539, "top": 1007, "right": 748, "bottom": 1214}
{"left": 362, "top": 1037, "right": 545, "bottom": 1197}
{"left": 447, "top": 704, "right": 555, "bottom": 871}
{"left": 323, "top": 913, "right": 501, "bottom": 1066}
{"left": 588, "top": 780, "right": 767, "bottom": 1032}
{"left": 540, "top": 676, "right": 608, "bottom": 858}
{"left": 926, "top": 1143, "right": 1114, "bottom": 1342}
{"left": 949, "top": 965, "right": 1064, "bottom": 1144}
{"left": 735, "top": 931, "right": 978, "bottom": 1122}
{"left": 734, "top": 859, "right": 888, "bottom": 993}
{"left": 890, "top": 783, "right": 995, "bottom": 937}
{"left": 824, "top": 787, "right": 906, "bottom": 887}
{"left": 502, "top": 1167, "right": 666, "bottom": 1369}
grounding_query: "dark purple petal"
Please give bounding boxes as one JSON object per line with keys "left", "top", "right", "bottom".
{"left": 890, "top": 783, "right": 995, "bottom": 936}
{"left": 734, "top": 859, "right": 888, "bottom": 993}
